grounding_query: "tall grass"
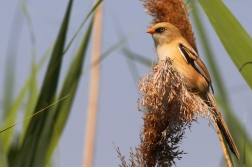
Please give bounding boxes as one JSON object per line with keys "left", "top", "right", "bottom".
{"left": 0, "top": 0, "right": 102, "bottom": 166}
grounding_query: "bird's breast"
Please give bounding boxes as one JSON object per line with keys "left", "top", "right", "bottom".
{"left": 156, "top": 44, "right": 209, "bottom": 94}
{"left": 157, "top": 45, "right": 177, "bottom": 61}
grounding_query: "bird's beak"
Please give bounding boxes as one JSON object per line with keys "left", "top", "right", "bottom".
{"left": 146, "top": 29, "right": 155, "bottom": 34}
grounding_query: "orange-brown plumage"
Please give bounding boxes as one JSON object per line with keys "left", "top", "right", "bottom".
{"left": 147, "top": 22, "right": 240, "bottom": 159}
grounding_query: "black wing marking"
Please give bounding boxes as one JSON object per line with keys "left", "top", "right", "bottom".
{"left": 178, "top": 43, "right": 214, "bottom": 93}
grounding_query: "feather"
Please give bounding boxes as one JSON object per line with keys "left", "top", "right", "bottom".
{"left": 178, "top": 43, "right": 214, "bottom": 93}
{"left": 207, "top": 92, "right": 240, "bottom": 159}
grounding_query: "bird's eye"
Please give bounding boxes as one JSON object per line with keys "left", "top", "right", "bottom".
{"left": 155, "top": 27, "right": 165, "bottom": 33}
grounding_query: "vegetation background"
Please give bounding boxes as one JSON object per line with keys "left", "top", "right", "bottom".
{"left": 0, "top": 0, "right": 251, "bottom": 167}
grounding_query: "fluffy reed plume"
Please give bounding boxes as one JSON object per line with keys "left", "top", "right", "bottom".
{"left": 116, "top": 0, "right": 214, "bottom": 166}
{"left": 117, "top": 59, "right": 215, "bottom": 166}
{"left": 141, "top": 0, "right": 198, "bottom": 52}
{"left": 138, "top": 59, "right": 215, "bottom": 165}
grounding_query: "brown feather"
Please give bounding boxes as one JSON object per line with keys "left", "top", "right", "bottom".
{"left": 149, "top": 22, "right": 240, "bottom": 159}
{"left": 207, "top": 92, "right": 240, "bottom": 159}
{"left": 178, "top": 44, "right": 214, "bottom": 93}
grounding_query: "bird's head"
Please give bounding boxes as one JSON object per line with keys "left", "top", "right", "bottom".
{"left": 147, "top": 22, "right": 181, "bottom": 47}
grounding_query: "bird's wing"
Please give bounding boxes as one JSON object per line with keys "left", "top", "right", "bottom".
{"left": 178, "top": 43, "right": 214, "bottom": 93}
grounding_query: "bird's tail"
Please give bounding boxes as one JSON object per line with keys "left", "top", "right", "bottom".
{"left": 206, "top": 92, "right": 240, "bottom": 159}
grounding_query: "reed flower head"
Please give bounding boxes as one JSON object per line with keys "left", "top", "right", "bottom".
{"left": 117, "top": 59, "right": 215, "bottom": 166}
{"left": 116, "top": 0, "right": 214, "bottom": 166}
{"left": 136, "top": 58, "right": 214, "bottom": 166}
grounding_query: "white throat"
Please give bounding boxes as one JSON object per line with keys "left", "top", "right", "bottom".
{"left": 156, "top": 44, "right": 177, "bottom": 61}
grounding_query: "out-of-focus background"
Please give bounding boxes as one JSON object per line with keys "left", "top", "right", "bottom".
{"left": 0, "top": 0, "right": 252, "bottom": 167}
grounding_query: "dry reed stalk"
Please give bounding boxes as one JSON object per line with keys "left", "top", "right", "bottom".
{"left": 82, "top": 1, "right": 103, "bottom": 167}
{"left": 139, "top": 0, "right": 233, "bottom": 166}
{"left": 214, "top": 122, "right": 233, "bottom": 167}
{"left": 116, "top": 0, "right": 232, "bottom": 166}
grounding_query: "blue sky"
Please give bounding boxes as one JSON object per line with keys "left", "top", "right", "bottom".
{"left": 0, "top": 0, "right": 252, "bottom": 167}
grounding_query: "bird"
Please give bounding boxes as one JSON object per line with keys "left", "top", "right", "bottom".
{"left": 146, "top": 22, "right": 240, "bottom": 159}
